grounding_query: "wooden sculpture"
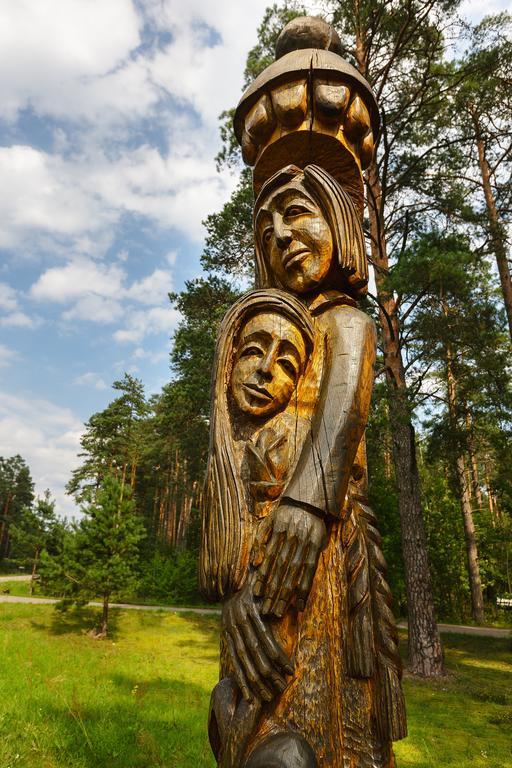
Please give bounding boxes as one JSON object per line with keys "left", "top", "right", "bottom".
{"left": 199, "top": 16, "right": 406, "bottom": 768}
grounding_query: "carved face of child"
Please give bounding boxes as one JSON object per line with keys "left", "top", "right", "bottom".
{"left": 256, "top": 179, "right": 333, "bottom": 294}
{"left": 231, "top": 311, "right": 307, "bottom": 418}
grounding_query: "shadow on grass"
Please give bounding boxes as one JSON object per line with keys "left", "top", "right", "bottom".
{"left": 37, "top": 677, "right": 214, "bottom": 768}
{"left": 31, "top": 604, "right": 121, "bottom": 639}
{"left": 174, "top": 613, "right": 220, "bottom": 648}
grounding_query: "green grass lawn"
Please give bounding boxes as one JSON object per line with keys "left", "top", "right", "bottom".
{"left": 0, "top": 604, "right": 510, "bottom": 768}
{"left": 0, "top": 580, "right": 34, "bottom": 597}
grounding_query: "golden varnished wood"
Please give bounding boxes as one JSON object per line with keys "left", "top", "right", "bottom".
{"left": 199, "top": 16, "right": 406, "bottom": 768}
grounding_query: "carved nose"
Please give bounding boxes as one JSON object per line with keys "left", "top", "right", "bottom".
{"left": 275, "top": 230, "right": 292, "bottom": 249}
{"left": 257, "top": 352, "right": 274, "bottom": 380}
{"left": 273, "top": 213, "right": 292, "bottom": 249}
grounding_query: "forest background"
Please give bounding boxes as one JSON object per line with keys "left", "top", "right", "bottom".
{"left": 1, "top": 0, "right": 511, "bottom": 661}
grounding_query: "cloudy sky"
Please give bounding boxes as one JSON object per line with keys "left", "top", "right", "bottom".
{"left": 0, "top": 0, "right": 509, "bottom": 517}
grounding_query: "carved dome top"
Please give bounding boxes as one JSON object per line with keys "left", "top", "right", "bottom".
{"left": 275, "top": 16, "right": 343, "bottom": 59}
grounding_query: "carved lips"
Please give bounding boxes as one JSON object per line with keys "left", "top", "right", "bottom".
{"left": 282, "top": 246, "right": 309, "bottom": 270}
{"left": 243, "top": 382, "right": 273, "bottom": 403}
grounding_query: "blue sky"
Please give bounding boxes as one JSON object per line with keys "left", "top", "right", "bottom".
{"left": 0, "top": 0, "right": 510, "bottom": 517}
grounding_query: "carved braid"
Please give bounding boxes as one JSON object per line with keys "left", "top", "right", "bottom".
{"left": 342, "top": 503, "right": 376, "bottom": 678}
{"left": 352, "top": 499, "right": 407, "bottom": 742}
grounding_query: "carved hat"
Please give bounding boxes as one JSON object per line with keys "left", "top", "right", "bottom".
{"left": 234, "top": 16, "right": 379, "bottom": 214}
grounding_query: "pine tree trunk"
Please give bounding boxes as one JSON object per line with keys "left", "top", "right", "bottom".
{"left": 366, "top": 162, "right": 444, "bottom": 676}
{"left": 465, "top": 413, "right": 484, "bottom": 512}
{"left": 473, "top": 116, "right": 512, "bottom": 340}
{"left": 455, "top": 454, "right": 485, "bottom": 623}
{"left": 30, "top": 547, "right": 40, "bottom": 597}
{"left": 0, "top": 493, "right": 12, "bottom": 561}
{"left": 445, "top": 342, "right": 485, "bottom": 624}
{"left": 100, "top": 593, "right": 109, "bottom": 636}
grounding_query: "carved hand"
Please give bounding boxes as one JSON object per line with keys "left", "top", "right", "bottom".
{"left": 252, "top": 503, "right": 326, "bottom": 617}
{"left": 222, "top": 573, "right": 294, "bottom": 703}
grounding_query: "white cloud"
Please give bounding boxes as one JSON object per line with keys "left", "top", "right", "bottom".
{"left": 0, "top": 0, "right": 274, "bottom": 127}
{"left": 0, "top": 141, "right": 234, "bottom": 251}
{"left": 31, "top": 259, "right": 125, "bottom": 303}
{"left": 0, "top": 311, "right": 39, "bottom": 329}
{"left": 0, "top": 283, "right": 18, "bottom": 312}
{"left": 114, "top": 306, "right": 180, "bottom": 343}
{"left": 0, "top": 0, "right": 277, "bottom": 258}
{"left": 73, "top": 372, "right": 108, "bottom": 390}
{"left": 460, "top": 0, "right": 512, "bottom": 23}
{"left": 125, "top": 269, "right": 173, "bottom": 304}
{"left": 0, "top": 390, "right": 83, "bottom": 518}
{"left": 62, "top": 295, "right": 124, "bottom": 324}
{"left": 0, "top": 344, "right": 19, "bottom": 368}
{"left": 133, "top": 346, "right": 168, "bottom": 364}
{"left": 30, "top": 257, "right": 175, "bottom": 339}
{"left": 0, "top": 281, "right": 40, "bottom": 328}
{"left": 0, "top": 146, "right": 115, "bottom": 250}
{"left": 0, "top": 0, "right": 143, "bottom": 122}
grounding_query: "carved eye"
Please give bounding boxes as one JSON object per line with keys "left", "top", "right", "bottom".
{"left": 285, "top": 204, "right": 309, "bottom": 218}
{"left": 278, "top": 357, "right": 297, "bottom": 379}
{"left": 262, "top": 228, "right": 273, "bottom": 245}
{"left": 241, "top": 345, "right": 263, "bottom": 358}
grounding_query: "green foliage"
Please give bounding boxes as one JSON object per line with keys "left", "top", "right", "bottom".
{"left": 0, "top": 455, "right": 34, "bottom": 562}
{"left": 67, "top": 374, "right": 149, "bottom": 502}
{"left": 41, "top": 476, "right": 146, "bottom": 631}
{"left": 421, "top": 459, "right": 471, "bottom": 620}
{"left": 367, "top": 383, "right": 406, "bottom": 612}
{"left": 9, "top": 491, "right": 62, "bottom": 591}
{"left": 201, "top": 167, "right": 255, "bottom": 279}
{"left": 167, "top": 276, "right": 240, "bottom": 482}
{"left": 137, "top": 550, "right": 200, "bottom": 605}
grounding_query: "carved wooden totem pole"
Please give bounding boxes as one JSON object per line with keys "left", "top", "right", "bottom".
{"left": 199, "top": 16, "right": 407, "bottom": 768}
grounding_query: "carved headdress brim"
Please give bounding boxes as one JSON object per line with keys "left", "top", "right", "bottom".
{"left": 234, "top": 17, "right": 380, "bottom": 212}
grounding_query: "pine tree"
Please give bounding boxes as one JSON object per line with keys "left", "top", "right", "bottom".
{"left": 391, "top": 229, "right": 512, "bottom": 622}
{"left": 9, "top": 491, "right": 60, "bottom": 595}
{"left": 67, "top": 374, "right": 149, "bottom": 501}
{"left": 0, "top": 455, "right": 34, "bottom": 563}
{"left": 453, "top": 14, "right": 512, "bottom": 338}
{"left": 42, "top": 475, "right": 146, "bottom": 637}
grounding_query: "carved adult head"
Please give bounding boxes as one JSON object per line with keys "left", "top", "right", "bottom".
{"left": 254, "top": 164, "right": 367, "bottom": 297}
{"left": 231, "top": 310, "right": 308, "bottom": 418}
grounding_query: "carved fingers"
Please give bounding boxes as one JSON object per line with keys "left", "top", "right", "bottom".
{"left": 222, "top": 578, "right": 293, "bottom": 703}
{"left": 253, "top": 504, "right": 326, "bottom": 617}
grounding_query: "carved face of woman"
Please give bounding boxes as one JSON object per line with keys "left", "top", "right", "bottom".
{"left": 256, "top": 179, "right": 333, "bottom": 294}
{"left": 231, "top": 311, "right": 307, "bottom": 418}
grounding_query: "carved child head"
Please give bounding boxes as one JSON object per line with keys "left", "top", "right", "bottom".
{"left": 254, "top": 164, "right": 368, "bottom": 298}
{"left": 231, "top": 309, "right": 307, "bottom": 418}
{"left": 212, "top": 290, "right": 314, "bottom": 422}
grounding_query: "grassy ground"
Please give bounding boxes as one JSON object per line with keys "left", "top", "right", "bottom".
{"left": 0, "top": 580, "right": 34, "bottom": 597}
{"left": 0, "top": 604, "right": 510, "bottom": 768}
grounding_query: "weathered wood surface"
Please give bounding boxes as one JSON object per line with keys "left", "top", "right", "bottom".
{"left": 199, "top": 15, "right": 406, "bottom": 768}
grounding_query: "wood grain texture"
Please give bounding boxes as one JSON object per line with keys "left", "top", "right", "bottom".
{"left": 200, "top": 17, "right": 406, "bottom": 766}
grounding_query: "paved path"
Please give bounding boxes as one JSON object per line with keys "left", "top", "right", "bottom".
{"left": 0, "top": 594, "right": 221, "bottom": 615}
{"left": 0, "top": 593, "right": 510, "bottom": 635}
{"left": 397, "top": 620, "right": 510, "bottom": 639}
